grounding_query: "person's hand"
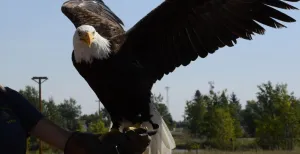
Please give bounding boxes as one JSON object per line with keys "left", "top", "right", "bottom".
{"left": 120, "top": 128, "right": 152, "bottom": 154}
{"left": 64, "top": 127, "right": 151, "bottom": 154}
{"left": 64, "top": 132, "right": 116, "bottom": 154}
{"left": 100, "top": 128, "right": 152, "bottom": 154}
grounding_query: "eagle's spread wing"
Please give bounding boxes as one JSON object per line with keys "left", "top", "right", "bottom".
{"left": 117, "top": 0, "right": 299, "bottom": 82}
{"left": 61, "top": 0, "right": 124, "bottom": 39}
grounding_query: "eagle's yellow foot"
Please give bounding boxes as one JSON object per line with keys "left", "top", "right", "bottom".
{"left": 128, "top": 123, "right": 141, "bottom": 131}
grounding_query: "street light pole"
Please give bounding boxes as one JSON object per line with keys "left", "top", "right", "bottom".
{"left": 32, "top": 76, "right": 48, "bottom": 154}
{"left": 96, "top": 100, "right": 101, "bottom": 116}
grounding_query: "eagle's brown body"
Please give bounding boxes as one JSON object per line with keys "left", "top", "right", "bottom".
{"left": 71, "top": 52, "right": 155, "bottom": 129}
{"left": 61, "top": 0, "right": 299, "bottom": 131}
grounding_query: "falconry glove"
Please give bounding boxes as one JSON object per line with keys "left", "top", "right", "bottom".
{"left": 64, "top": 128, "right": 151, "bottom": 154}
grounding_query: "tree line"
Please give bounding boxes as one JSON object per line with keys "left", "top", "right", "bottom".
{"left": 182, "top": 81, "right": 300, "bottom": 151}
{"left": 19, "top": 80, "right": 300, "bottom": 152}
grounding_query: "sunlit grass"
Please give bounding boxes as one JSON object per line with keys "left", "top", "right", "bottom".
{"left": 173, "top": 149, "right": 300, "bottom": 154}
{"left": 28, "top": 149, "right": 299, "bottom": 154}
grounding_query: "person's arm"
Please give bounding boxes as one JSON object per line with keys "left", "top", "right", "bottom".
{"left": 31, "top": 118, "right": 71, "bottom": 150}
{"left": 4, "top": 87, "right": 71, "bottom": 150}
{"left": 3, "top": 86, "right": 151, "bottom": 154}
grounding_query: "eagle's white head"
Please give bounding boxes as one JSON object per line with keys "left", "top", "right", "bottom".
{"left": 73, "top": 25, "right": 111, "bottom": 64}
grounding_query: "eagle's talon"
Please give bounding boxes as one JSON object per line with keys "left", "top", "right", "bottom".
{"left": 126, "top": 123, "right": 141, "bottom": 131}
{"left": 128, "top": 126, "right": 137, "bottom": 131}
{"left": 152, "top": 123, "right": 159, "bottom": 130}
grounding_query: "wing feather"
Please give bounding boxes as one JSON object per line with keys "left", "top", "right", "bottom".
{"left": 61, "top": 0, "right": 124, "bottom": 39}
{"left": 116, "top": 0, "right": 299, "bottom": 82}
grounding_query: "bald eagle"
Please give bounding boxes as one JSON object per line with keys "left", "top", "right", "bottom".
{"left": 61, "top": 0, "right": 299, "bottom": 133}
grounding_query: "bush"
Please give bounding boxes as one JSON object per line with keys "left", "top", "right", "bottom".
{"left": 186, "top": 141, "right": 200, "bottom": 151}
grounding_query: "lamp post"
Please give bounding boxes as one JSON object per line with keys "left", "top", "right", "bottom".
{"left": 96, "top": 100, "right": 101, "bottom": 116}
{"left": 32, "top": 76, "right": 48, "bottom": 154}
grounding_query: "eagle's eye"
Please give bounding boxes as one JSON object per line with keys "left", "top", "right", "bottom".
{"left": 92, "top": 31, "right": 95, "bottom": 35}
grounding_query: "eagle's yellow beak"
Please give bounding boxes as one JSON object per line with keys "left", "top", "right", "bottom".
{"left": 81, "top": 32, "right": 94, "bottom": 48}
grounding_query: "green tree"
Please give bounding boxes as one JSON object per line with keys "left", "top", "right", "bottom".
{"left": 207, "top": 107, "right": 235, "bottom": 149}
{"left": 219, "top": 90, "right": 229, "bottom": 108}
{"left": 18, "top": 86, "right": 50, "bottom": 116}
{"left": 184, "top": 90, "right": 207, "bottom": 137}
{"left": 228, "top": 92, "right": 243, "bottom": 137}
{"left": 194, "top": 90, "right": 202, "bottom": 101}
{"left": 175, "top": 120, "right": 188, "bottom": 128}
{"left": 43, "top": 97, "right": 62, "bottom": 125}
{"left": 76, "top": 120, "right": 86, "bottom": 132}
{"left": 254, "top": 81, "right": 300, "bottom": 150}
{"left": 88, "top": 119, "right": 108, "bottom": 134}
{"left": 206, "top": 83, "right": 235, "bottom": 138}
{"left": 57, "top": 98, "right": 82, "bottom": 130}
{"left": 81, "top": 112, "right": 106, "bottom": 127}
{"left": 19, "top": 86, "right": 39, "bottom": 109}
{"left": 240, "top": 100, "right": 260, "bottom": 137}
{"left": 184, "top": 82, "right": 237, "bottom": 148}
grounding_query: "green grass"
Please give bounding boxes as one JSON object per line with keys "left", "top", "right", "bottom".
{"left": 173, "top": 149, "right": 300, "bottom": 154}
{"left": 29, "top": 149, "right": 300, "bottom": 154}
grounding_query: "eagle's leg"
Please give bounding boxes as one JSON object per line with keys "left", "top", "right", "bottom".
{"left": 148, "top": 119, "right": 159, "bottom": 130}
{"left": 141, "top": 114, "right": 159, "bottom": 130}
{"left": 128, "top": 123, "right": 142, "bottom": 131}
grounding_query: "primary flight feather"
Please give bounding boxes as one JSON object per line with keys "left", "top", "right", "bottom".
{"left": 61, "top": 0, "right": 299, "bottom": 135}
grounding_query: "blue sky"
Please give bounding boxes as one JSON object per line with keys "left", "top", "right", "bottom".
{"left": 1, "top": 0, "right": 300, "bottom": 121}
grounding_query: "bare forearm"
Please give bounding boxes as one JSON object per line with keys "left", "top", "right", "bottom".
{"left": 30, "top": 118, "right": 72, "bottom": 150}
{"left": 1, "top": 87, "right": 72, "bottom": 150}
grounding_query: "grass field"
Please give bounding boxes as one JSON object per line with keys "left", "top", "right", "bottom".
{"left": 28, "top": 149, "right": 300, "bottom": 154}
{"left": 172, "top": 150, "right": 299, "bottom": 154}
{"left": 28, "top": 151, "right": 298, "bottom": 154}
